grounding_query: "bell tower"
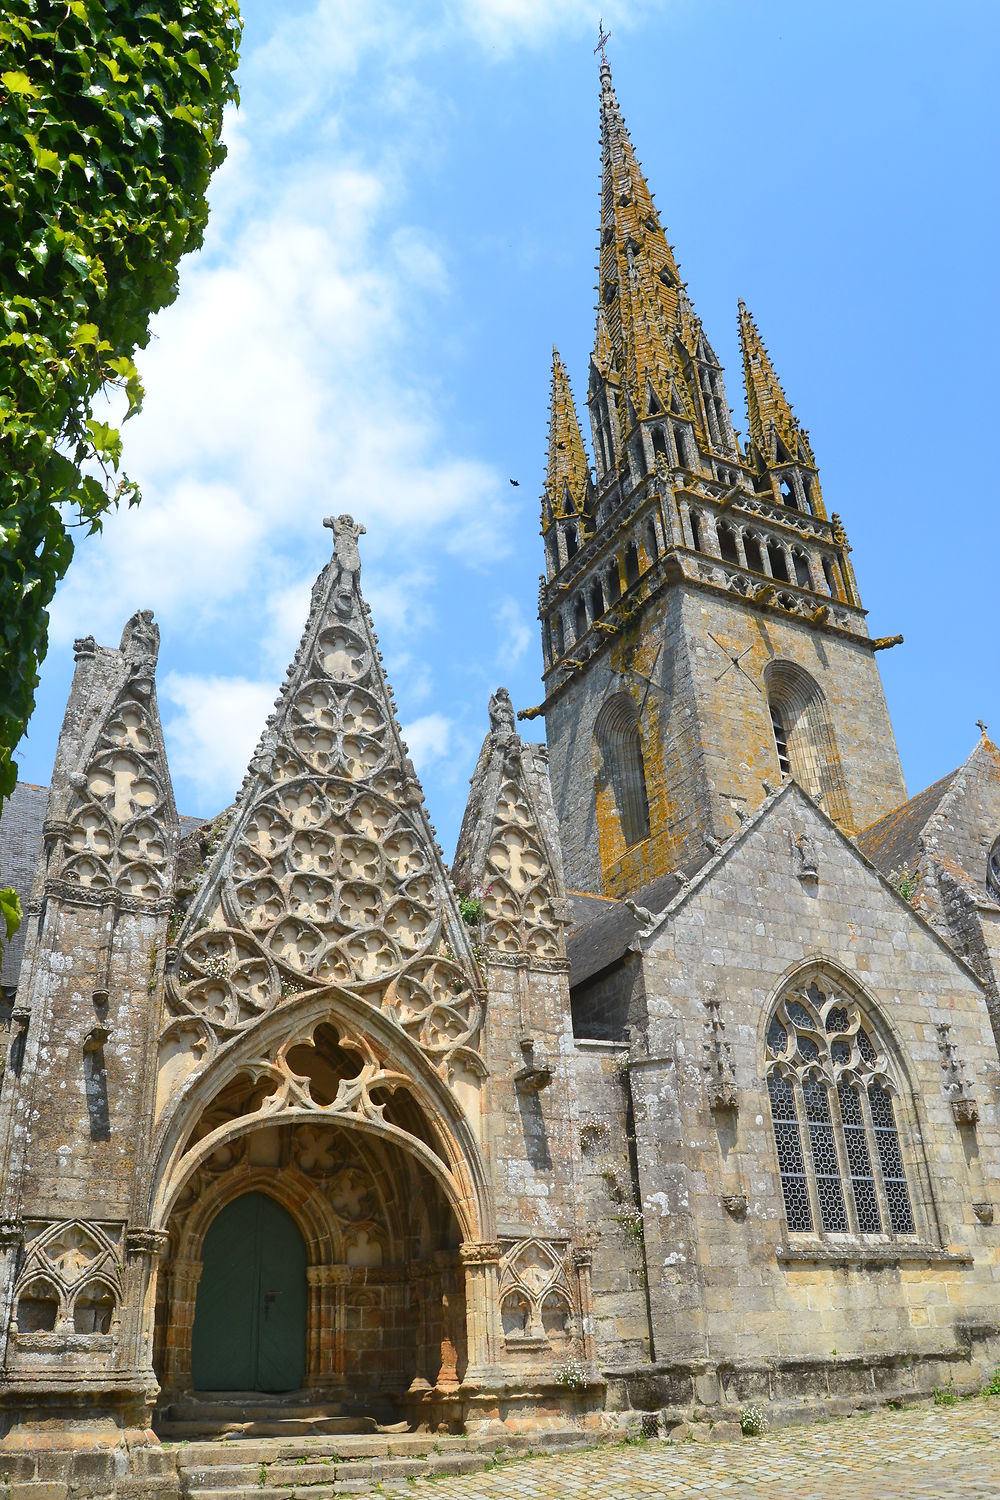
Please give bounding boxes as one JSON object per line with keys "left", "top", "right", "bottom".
{"left": 530, "top": 59, "right": 907, "bottom": 898}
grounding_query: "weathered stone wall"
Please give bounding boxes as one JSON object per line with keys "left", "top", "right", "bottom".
{"left": 629, "top": 788, "right": 1000, "bottom": 1382}
{"left": 546, "top": 582, "right": 906, "bottom": 898}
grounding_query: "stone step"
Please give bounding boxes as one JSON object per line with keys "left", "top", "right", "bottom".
{"left": 160, "top": 1415, "right": 381, "bottom": 1440}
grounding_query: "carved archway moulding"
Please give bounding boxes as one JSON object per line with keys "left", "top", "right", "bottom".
{"left": 146, "top": 988, "right": 495, "bottom": 1248}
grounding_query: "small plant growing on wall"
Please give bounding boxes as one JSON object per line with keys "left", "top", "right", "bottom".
{"left": 740, "top": 1404, "right": 768, "bottom": 1437}
{"left": 458, "top": 883, "right": 491, "bottom": 926}
{"left": 554, "top": 1358, "right": 588, "bottom": 1390}
{"left": 889, "top": 864, "right": 919, "bottom": 903}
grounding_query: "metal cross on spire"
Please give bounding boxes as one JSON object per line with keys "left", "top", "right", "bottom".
{"left": 977, "top": 718, "right": 989, "bottom": 737}
{"left": 594, "top": 18, "right": 611, "bottom": 65}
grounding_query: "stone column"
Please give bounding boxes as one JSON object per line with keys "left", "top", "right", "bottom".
{"left": 573, "top": 1248, "right": 596, "bottom": 1364}
{"left": 122, "top": 1227, "right": 169, "bottom": 1375}
{"left": 306, "top": 1265, "right": 349, "bottom": 1391}
{"left": 161, "top": 1257, "right": 201, "bottom": 1394}
{"left": 0, "top": 1217, "right": 21, "bottom": 1368}
{"left": 459, "top": 1242, "right": 501, "bottom": 1377}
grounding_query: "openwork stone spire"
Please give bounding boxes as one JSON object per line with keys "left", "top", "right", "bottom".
{"left": 164, "top": 517, "right": 481, "bottom": 1067}
{"left": 542, "top": 347, "right": 592, "bottom": 536}
{"left": 453, "top": 688, "right": 570, "bottom": 964}
{"left": 738, "top": 299, "right": 826, "bottom": 517}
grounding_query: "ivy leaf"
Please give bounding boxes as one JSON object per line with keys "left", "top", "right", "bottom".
{"left": 2, "top": 70, "right": 38, "bottom": 97}
{"left": 0, "top": 886, "right": 21, "bottom": 944}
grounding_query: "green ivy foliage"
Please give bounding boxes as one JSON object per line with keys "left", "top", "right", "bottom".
{"left": 0, "top": 0, "right": 241, "bottom": 950}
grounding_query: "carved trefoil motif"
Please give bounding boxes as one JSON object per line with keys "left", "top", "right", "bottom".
{"left": 497, "top": 1238, "right": 577, "bottom": 1349}
{"left": 163, "top": 521, "right": 480, "bottom": 1057}
{"left": 10, "top": 1221, "right": 123, "bottom": 1347}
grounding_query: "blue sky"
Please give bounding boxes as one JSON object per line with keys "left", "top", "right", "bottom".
{"left": 18, "top": 0, "right": 1000, "bottom": 856}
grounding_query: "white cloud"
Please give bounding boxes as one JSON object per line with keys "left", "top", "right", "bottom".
{"left": 400, "top": 712, "right": 453, "bottom": 772}
{"left": 161, "top": 672, "right": 278, "bottom": 809}
{"left": 494, "top": 595, "right": 534, "bottom": 666}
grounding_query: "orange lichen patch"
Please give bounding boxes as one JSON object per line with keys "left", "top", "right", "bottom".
{"left": 542, "top": 348, "right": 591, "bottom": 534}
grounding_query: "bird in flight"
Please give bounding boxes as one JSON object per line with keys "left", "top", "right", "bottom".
{"left": 509, "top": 478, "right": 520, "bottom": 487}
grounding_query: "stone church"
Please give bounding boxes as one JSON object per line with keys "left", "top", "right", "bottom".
{"left": 1, "top": 56, "right": 1000, "bottom": 1486}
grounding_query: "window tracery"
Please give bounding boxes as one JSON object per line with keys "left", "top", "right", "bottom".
{"left": 765, "top": 978, "right": 915, "bottom": 1239}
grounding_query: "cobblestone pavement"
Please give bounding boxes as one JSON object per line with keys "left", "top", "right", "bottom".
{"left": 365, "top": 1402, "right": 1000, "bottom": 1498}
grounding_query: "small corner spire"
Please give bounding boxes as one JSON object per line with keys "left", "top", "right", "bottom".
{"left": 542, "top": 348, "right": 591, "bottom": 535}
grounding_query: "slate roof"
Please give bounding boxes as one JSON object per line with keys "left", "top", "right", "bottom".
{"left": 0, "top": 782, "right": 49, "bottom": 989}
{"left": 855, "top": 770, "right": 959, "bottom": 881}
{"left": 568, "top": 853, "right": 710, "bottom": 988}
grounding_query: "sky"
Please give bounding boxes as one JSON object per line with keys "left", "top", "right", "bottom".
{"left": 17, "top": 0, "right": 1000, "bottom": 858}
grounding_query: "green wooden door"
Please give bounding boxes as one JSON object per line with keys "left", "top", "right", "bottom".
{"left": 191, "top": 1191, "right": 307, "bottom": 1393}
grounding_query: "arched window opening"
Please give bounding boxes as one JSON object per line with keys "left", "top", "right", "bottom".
{"left": 552, "top": 614, "right": 564, "bottom": 658}
{"left": 606, "top": 565, "right": 621, "bottom": 604}
{"left": 624, "top": 542, "right": 640, "bottom": 588}
{"left": 744, "top": 533, "right": 765, "bottom": 574}
{"left": 594, "top": 694, "right": 650, "bottom": 848}
{"left": 770, "top": 704, "right": 791, "bottom": 775}
{"left": 589, "top": 578, "right": 605, "bottom": 620}
{"left": 16, "top": 1282, "right": 59, "bottom": 1333}
{"left": 673, "top": 424, "right": 689, "bottom": 466}
{"left": 766, "top": 540, "right": 790, "bottom": 582}
{"left": 779, "top": 477, "right": 799, "bottom": 510}
{"left": 689, "top": 510, "right": 704, "bottom": 552}
{"left": 74, "top": 1285, "right": 115, "bottom": 1335}
{"left": 792, "top": 550, "right": 811, "bottom": 588}
{"left": 766, "top": 977, "right": 916, "bottom": 1238}
{"left": 718, "top": 525, "right": 740, "bottom": 566}
{"left": 565, "top": 524, "right": 579, "bottom": 560}
{"left": 573, "top": 595, "right": 588, "bottom": 640}
{"left": 765, "top": 660, "right": 851, "bottom": 826}
{"left": 822, "top": 556, "right": 842, "bottom": 599}
{"left": 988, "top": 836, "right": 1000, "bottom": 903}
{"left": 801, "top": 474, "right": 814, "bottom": 514}
{"left": 645, "top": 520, "right": 659, "bottom": 565}
{"left": 652, "top": 426, "right": 668, "bottom": 461}
{"left": 545, "top": 536, "right": 558, "bottom": 577}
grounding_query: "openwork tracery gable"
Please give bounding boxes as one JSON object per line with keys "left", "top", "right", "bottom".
{"left": 765, "top": 973, "right": 916, "bottom": 1240}
{"left": 10, "top": 1220, "right": 123, "bottom": 1342}
{"left": 453, "top": 689, "right": 569, "bottom": 964}
{"left": 54, "top": 612, "right": 174, "bottom": 903}
{"left": 163, "top": 518, "right": 482, "bottom": 1069}
{"left": 498, "top": 1237, "right": 577, "bottom": 1347}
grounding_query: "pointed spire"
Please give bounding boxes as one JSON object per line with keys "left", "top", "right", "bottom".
{"left": 593, "top": 62, "right": 716, "bottom": 453}
{"left": 542, "top": 348, "right": 591, "bottom": 533}
{"left": 738, "top": 300, "right": 809, "bottom": 467}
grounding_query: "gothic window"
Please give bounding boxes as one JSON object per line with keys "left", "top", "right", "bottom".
{"left": 766, "top": 540, "right": 790, "bottom": 582}
{"left": 624, "top": 542, "right": 640, "bottom": 588}
{"left": 573, "top": 595, "right": 588, "bottom": 640}
{"left": 590, "top": 578, "right": 605, "bottom": 620}
{"left": 766, "top": 977, "right": 916, "bottom": 1238}
{"left": 652, "top": 426, "right": 668, "bottom": 461}
{"left": 606, "top": 564, "right": 621, "bottom": 604}
{"left": 822, "top": 556, "right": 842, "bottom": 600}
{"left": 593, "top": 392, "right": 614, "bottom": 474}
{"left": 801, "top": 474, "right": 815, "bottom": 514}
{"left": 565, "top": 523, "right": 579, "bottom": 560}
{"left": 770, "top": 704, "right": 791, "bottom": 775}
{"left": 764, "top": 661, "right": 851, "bottom": 825}
{"left": 645, "top": 519, "right": 658, "bottom": 564}
{"left": 744, "top": 532, "right": 765, "bottom": 574}
{"left": 792, "top": 550, "right": 811, "bottom": 588}
{"left": 689, "top": 510, "right": 704, "bottom": 552}
{"left": 594, "top": 694, "right": 650, "bottom": 848}
{"left": 779, "top": 477, "right": 799, "bottom": 510}
{"left": 987, "top": 836, "right": 1000, "bottom": 904}
{"left": 673, "top": 423, "right": 690, "bottom": 466}
{"left": 552, "top": 614, "right": 564, "bottom": 658}
{"left": 718, "top": 524, "right": 740, "bottom": 566}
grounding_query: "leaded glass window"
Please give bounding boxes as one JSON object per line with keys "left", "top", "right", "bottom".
{"left": 765, "top": 977, "right": 916, "bottom": 1239}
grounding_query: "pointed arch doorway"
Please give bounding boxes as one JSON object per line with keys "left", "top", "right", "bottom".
{"left": 191, "top": 1191, "right": 307, "bottom": 1393}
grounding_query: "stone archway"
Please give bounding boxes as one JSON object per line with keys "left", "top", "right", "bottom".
{"left": 152, "top": 1095, "right": 469, "bottom": 1416}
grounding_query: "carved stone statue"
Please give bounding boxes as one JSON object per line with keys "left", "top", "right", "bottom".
{"left": 795, "top": 830, "right": 819, "bottom": 882}
{"left": 324, "top": 514, "right": 366, "bottom": 618}
{"left": 119, "top": 609, "right": 159, "bottom": 665}
{"left": 488, "top": 686, "right": 517, "bottom": 740}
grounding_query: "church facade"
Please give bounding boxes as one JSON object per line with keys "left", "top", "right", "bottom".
{"left": 1, "top": 57, "right": 1000, "bottom": 1487}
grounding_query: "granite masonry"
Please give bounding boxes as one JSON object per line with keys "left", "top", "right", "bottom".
{"left": 0, "top": 54, "right": 998, "bottom": 1500}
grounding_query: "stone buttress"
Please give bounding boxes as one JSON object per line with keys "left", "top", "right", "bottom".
{"left": 0, "top": 612, "right": 178, "bottom": 1440}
